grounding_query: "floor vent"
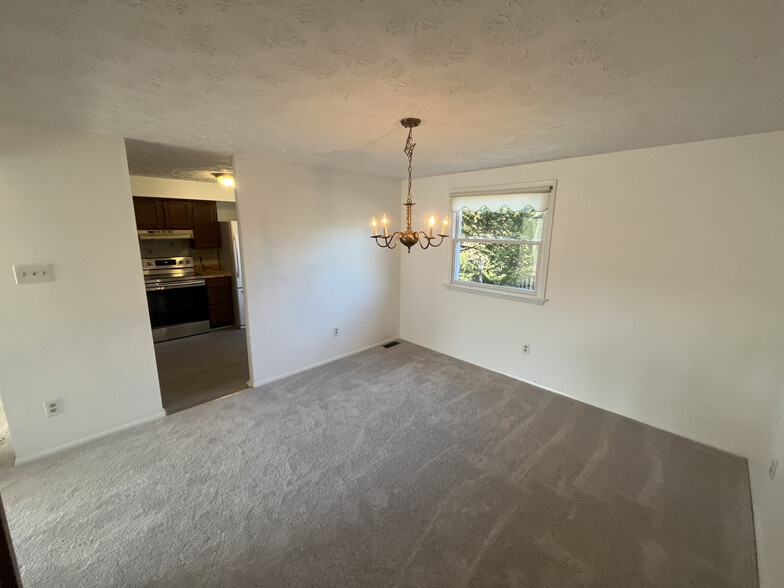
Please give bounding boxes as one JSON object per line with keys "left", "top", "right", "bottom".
{"left": 382, "top": 341, "right": 401, "bottom": 349}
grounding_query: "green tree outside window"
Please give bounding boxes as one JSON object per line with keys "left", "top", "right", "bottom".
{"left": 456, "top": 206, "right": 544, "bottom": 290}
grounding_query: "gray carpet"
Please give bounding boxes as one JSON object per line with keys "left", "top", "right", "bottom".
{"left": 155, "top": 327, "right": 250, "bottom": 414}
{"left": 0, "top": 342, "right": 757, "bottom": 587}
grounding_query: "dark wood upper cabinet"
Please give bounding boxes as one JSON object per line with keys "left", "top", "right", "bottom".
{"left": 133, "top": 197, "right": 165, "bottom": 230}
{"left": 133, "top": 197, "right": 221, "bottom": 248}
{"left": 192, "top": 200, "right": 221, "bottom": 249}
{"left": 162, "top": 200, "right": 194, "bottom": 229}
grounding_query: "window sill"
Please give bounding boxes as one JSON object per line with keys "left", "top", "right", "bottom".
{"left": 444, "top": 282, "right": 546, "bottom": 305}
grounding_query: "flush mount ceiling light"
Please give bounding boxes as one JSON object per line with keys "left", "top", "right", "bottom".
{"left": 371, "top": 118, "right": 449, "bottom": 253}
{"left": 212, "top": 172, "right": 235, "bottom": 188}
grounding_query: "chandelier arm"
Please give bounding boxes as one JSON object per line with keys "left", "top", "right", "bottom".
{"left": 417, "top": 233, "right": 447, "bottom": 250}
{"left": 371, "top": 234, "right": 399, "bottom": 249}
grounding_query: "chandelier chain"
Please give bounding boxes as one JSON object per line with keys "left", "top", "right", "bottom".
{"left": 404, "top": 127, "right": 415, "bottom": 203}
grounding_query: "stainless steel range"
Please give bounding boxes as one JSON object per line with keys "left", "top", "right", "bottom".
{"left": 142, "top": 256, "right": 209, "bottom": 343}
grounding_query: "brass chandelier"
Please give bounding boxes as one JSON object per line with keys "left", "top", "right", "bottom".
{"left": 371, "top": 118, "right": 449, "bottom": 253}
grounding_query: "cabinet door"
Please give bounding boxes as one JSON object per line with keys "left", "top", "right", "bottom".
{"left": 192, "top": 201, "right": 222, "bottom": 248}
{"left": 162, "top": 200, "right": 194, "bottom": 229}
{"left": 133, "top": 197, "right": 165, "bottom": 229}
{"left": 206, "top": 277, "right": 234, "bottom": 327}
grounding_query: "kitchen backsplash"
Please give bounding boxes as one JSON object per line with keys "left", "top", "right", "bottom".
{"left": 139, "top": 239, "right": 221, "bottom": 271}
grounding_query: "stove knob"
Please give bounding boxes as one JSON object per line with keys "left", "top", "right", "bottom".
{"left": 178, "top": 260, "right": 184, "bottom": 265}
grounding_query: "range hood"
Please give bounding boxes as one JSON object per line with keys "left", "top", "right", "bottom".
{"left": 137, "top": 229, "right": 194, "bottom": 240}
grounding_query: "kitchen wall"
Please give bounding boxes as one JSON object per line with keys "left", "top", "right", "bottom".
{"left": 0, "top": 121, "right": 164, "bottom": 462}
{"left": 233, "top": 156, "right": 401, "bottom": 385}
{"left": 397, "top": 130, "right": 784, "bottom": 586}
{"left": 216, "top": 201, "right": 237, "bottom": 222}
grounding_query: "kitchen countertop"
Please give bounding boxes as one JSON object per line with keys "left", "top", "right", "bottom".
{"left": 195, "top": 268, "right": 233, "bottom": 278}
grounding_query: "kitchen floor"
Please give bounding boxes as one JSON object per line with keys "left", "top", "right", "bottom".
{"left": 155, "top": 327, "right": 250, "bottom": 414}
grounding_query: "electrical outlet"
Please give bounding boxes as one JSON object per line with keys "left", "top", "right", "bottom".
{"left": 13, "top": 264, "right": 55, "bottom": 284}
{"left": 521, "top": 343, "right": 530, "bottom": 355}
{"left": 770, "top": 459, "right": 779, "bottom": 480}
{"left": 332, "top": 328, "right": 339, "bottom": 337}
{"left": 44, "top": 398, "right": 63, "bottom": 417}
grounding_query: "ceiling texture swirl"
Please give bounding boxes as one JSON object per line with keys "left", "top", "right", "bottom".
{"left": 2, "top": 0, "right": 783, "bottom": 179}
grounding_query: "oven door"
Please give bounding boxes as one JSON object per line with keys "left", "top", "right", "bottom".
{"left": 145, "top": 279, "right": 210, "bottom": 342}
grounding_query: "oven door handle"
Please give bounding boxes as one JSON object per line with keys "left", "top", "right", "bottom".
{"left": 146, "top": 279, "right": 206, "bottom": 291}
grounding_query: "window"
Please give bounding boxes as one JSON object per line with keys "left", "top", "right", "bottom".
{"left": 448, "top": 182, "right": 555, "bottom": 303}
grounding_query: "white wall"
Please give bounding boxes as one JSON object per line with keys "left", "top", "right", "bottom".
{"left": 233, "top": 156, "right": 401, "bottom": 385}
{"left": 130, "top": 175, "right": 235, "bottom": 201}
{"left": 0, "top": 121, "right": 164, "bottom": 462}
{"left": 753, "top": 393, "right": 784, "bottom": 587}
{"left": 398, "top": 131, "right": 784, "bottom": 585}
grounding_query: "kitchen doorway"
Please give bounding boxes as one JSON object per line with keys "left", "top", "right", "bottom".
{"left": 125, "top": 139, "right": 251, "bottom": 414}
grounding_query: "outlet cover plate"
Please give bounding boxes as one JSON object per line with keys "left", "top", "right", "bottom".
{"left": 44, "top": 398, "right": 63, "bottom": 417}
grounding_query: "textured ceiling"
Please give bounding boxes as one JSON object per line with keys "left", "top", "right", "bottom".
{"left": 125, "top": 139, "right": 233, "bottom": 182}
{"left": 2, "top": 0, "right": 784, "bottom": 178}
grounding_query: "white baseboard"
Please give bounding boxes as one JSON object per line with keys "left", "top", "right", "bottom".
{"left": 400, "top": 339, "right": 747, "bottom": 459}
{"left": 14, "top": 411, "right": 166, "bottom": 466}
{"left": 500, "top": 371, "right": 746, "bottom": 458}
{"left": 250, "top": 338, "right": 398, "bottom": 388}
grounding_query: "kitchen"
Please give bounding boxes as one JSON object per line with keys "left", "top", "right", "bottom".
{"left": 126, "top": 140, "right": 250, "bottom": 414}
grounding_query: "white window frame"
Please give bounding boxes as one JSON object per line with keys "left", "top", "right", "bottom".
{"left": 446, "top": 180, "right": 557, "bottom": 304}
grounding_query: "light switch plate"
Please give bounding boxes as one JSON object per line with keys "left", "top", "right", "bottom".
{"left": 13, "top": 264, "right": 54, "bottom": 284}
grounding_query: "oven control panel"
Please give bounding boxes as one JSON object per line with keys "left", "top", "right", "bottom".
{"left": 142, "top": 257, "right": 196, "bottom": 279}
{"left": 142, "top": 257, "right": 194, "bottom": 270}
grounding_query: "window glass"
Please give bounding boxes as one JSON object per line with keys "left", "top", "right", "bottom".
{"left": 458, "top": 206, "right": 544, "bottom": 241}
{"left": 456, "top": 241, "right": 538, "bottom": 290}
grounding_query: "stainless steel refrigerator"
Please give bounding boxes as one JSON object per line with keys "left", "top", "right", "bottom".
{"left": 218, "top": 221, "right": 245, "bottom": 328}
